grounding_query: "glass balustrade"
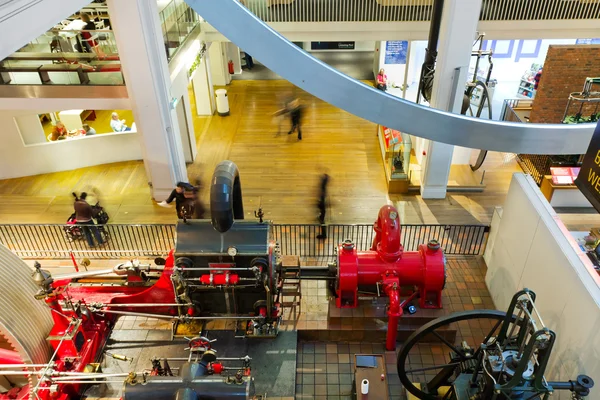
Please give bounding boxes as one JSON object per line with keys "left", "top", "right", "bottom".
{"left": 159, "top": 0, "right": 201, "bottom": 61}
{"left": 0, "top": 29, "right": 123, "bottom": 86}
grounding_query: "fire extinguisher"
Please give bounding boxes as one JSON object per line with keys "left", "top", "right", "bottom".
{"left": 228, "top": 60, "right": 234, "bottom": 74}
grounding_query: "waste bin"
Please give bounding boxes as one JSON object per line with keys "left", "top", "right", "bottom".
{"left": 215, "top": 89, "right": 230, "bottom": 116}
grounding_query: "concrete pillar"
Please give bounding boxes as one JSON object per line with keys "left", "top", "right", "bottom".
{"left": 209, "top": 42, "right": 232, "bottom": 86}
{"left": 192, "top": 54, "right": 216, "bottom": 116}
{"left": 420, "top": 0, "right": 482, "bottom": 199}
{"left": 107, "top": 0, "right": 188, "bottom": 199}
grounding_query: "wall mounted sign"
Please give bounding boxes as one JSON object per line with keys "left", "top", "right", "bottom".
{"left": 384, "top": 41, "right": 408, "bottom": 64}
{"left": 575, "top": 122, "right": 600, "bottom": 212}
{"left": 311, "top": 42, "right": 355, "bottom": 50}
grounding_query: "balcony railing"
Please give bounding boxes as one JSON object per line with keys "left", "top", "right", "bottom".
{"left": 160, "top": 0, "right": 201, "bottom": 61}
{"left": 1, "top": 30, "right": 123, "bottom": 86}
{"left": 0, "top": 222, "right": 489, "bottom": 261}
{"left": 240, "top": 0, "right": 600, "bottom": 23}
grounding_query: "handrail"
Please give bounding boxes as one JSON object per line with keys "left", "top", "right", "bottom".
{"left": 187, "top": 0, "right": 594, "bottom": 154}
{"left": 239, "top": 0, "right": 600, "bottom": 22}
{"left": 0, "top": 222, "right": 489, "bottom": 260}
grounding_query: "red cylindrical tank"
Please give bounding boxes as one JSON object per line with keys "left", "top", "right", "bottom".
{"left": 336, "top": 205, "right": 446, "bottom": 310}
{"left": 200, "top": 273, "right": 240, "bottom": 286}
{"left": 228, "top": 60, "right": 234, "bottom": 74}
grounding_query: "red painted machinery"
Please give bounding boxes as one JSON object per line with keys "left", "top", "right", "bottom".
{"left": 335, "top": 205, "right": 446, "bottom": 350}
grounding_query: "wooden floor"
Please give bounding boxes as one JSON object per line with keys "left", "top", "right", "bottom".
{"left": 0, "top": 80, "right": 595, "bottom": 228}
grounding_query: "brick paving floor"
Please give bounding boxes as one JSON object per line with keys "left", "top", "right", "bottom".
{"left": 291, "top": 256, "right": 493, "bottom": 399}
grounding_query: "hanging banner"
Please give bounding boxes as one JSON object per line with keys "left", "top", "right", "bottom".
{"left": 575, "top": 122, "right": 600, "bottom": 212}
{"left": 384, "top": 41, "right": 408, "bottom": 64}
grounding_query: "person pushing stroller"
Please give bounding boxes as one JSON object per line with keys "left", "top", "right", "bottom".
{"left": 73, "top": 192, "right": 105, "bottom": 247}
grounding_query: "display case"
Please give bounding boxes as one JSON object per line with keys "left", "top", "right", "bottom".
{"left": 377, "top": 125, "right": 411, "bottom": 193}
{"left": 516, "top": 63, "right": 542, "bottom": 99}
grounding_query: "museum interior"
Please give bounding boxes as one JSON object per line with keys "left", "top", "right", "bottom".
{"left": 0, "top": 0, "right": 599, "bottom": 399}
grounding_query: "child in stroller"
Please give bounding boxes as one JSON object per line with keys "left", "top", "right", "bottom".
{"left": 64, "top": 192, "right": 110, "bottom": 242}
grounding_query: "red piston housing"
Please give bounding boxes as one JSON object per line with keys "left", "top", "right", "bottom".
{"left": 199, "top": 273, "right": 240, "bottom": 286}
{"left": 336, "top": 205, "right": 446, "bottom": 349}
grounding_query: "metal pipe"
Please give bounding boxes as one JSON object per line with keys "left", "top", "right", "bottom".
{"left": 32, "top": 320, "right": 76, "bottom": 395}
{"left": 100, "top": 309, "right": 264, "bottom": 320}
{"left": 55, "top": 268, "right": 115, "bottom": 280}
{"left": 39, "top": 381, "right": 125, "bottom": 385}
{"left": 156, "top": 356, "right": 251, "bottom": 361}
{"left": 175, "top": 267, "right": 254, "bottom": 271}
{"left": 98, "top": 303, "right": 191, "bottom": 308}
{"left": 50, "top": 373, "right": 130, "bottom": 381}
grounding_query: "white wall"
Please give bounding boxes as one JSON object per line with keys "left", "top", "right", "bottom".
{"left": 209, "top": 42, "right": 232, "bottom": 86}
{"left": 169, "top": 64, "right": 197, "bottom": 163}
{"left": 485, "top": 173, "right": 600, "bottom": 398}
{"left": 226, "top": 42, "right": 242, "bottom": 74}
{"left": 0, "top": 109, "right": 142, "bottom": 179}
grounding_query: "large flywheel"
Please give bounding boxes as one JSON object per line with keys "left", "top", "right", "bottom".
{"left": 396, "top": 310, "right": 512, "bottom": 400}
{"left": 0, "top": 244, "right": 54, "bottom": 396}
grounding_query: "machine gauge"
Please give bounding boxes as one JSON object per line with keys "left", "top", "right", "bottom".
{"left": 227, "top": 246, "right": 238, "bottom": 257}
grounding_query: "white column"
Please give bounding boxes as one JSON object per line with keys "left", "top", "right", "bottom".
{"left": 420, "top": 0, "right": 482, "bottom": 199}
{"left": 107, "top": 0, "right": 188, "bottom": 199}
{"left": 209, "top": 42, "right": 232, "bottom": 86}
{"left": 192, "top": 54, "right": 216, "bottom": 116}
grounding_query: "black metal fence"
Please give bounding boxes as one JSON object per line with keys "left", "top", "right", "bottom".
{"left": 0, "top": 223, "right": 489, "bottom": 261}
{"left": 0, "top": 224, "right": 176, "bottom": 260}
{"left": 272, "top": 224, "right": 489, "bottom": 265}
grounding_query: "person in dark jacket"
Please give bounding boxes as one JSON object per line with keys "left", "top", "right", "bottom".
{"left": 316, "top": 171, "right": 330, "bottom": 239}
{"left": 275, "top": 98, "right": 304, "bottom": 140}
{"left": 159, "top": 182, "right": 196, "bottom": 219}
{"left": 74, "top": 192, "right": 104, "bottom": 247}
{"left": 287, "top": 98, "right": 304, "bottom": 140}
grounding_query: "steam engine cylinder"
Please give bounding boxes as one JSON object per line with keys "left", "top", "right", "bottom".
{"left": 336, "top": 205, "right": 446, "bottom": 309}
{"left": 123, "top": 362, "right": 255, "bottom": 400}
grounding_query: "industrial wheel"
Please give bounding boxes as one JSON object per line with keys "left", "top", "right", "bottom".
{"left": 397, "top": 310, "right": 512, "bottom": 400}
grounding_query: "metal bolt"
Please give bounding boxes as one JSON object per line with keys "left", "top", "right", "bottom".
{"left": 427, "top": 240, "right": 441, "bottom": 251}
{"left": 342, "top": 240, "right": 355, "bottom": 251}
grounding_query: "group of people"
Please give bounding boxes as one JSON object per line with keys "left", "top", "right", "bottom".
{"left": 50, "top": 121, "right": 96, "bottom": 141}
{"left": 156, "top": 171, "right": 331, "bottom": 239}
{"left": 48, "top": 111, "right": 129, "bottom": 142}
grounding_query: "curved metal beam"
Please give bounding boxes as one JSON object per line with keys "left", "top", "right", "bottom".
{"left": 188, "top": 0, "right": 595, "bottom": 155}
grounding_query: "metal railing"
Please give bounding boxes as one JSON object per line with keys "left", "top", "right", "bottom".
{"left": 0, "top": 222, "right": 489, "bottom": 261}
{"left": 516, "top": 154, "right": 584, "bottom": 186}
{"left": 0, "top": 224, "right": 176, "bottom": 260}
{"left": 240, "top": 0, "right": 600, "bottom": 23}
{"left": 272, "top": 224, "right": 489, "bottom": 264}
{"left": 500, "top": 98, "right": 534, "bottom": 123}
{"left": 159, "top": 0, "right": 201, "bottom": 61}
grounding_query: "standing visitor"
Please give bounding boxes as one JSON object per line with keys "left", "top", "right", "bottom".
{"left": 74, "top": 192, "right": 104, "bottom": 247}
{"left": 376, "top": 68, "right": 388, "bottom": 91}
{"left": 316, "top": 170, "right": 330, "bottom": 239}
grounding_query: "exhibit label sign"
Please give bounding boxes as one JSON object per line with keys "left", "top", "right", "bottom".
{"left": 576, "top": 122, "right": 600, "bottom": 212}
{"left": 384, "top": 41, "right": 408, "bottom": 64}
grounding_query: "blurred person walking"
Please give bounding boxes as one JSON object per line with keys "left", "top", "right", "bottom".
{"left": 274, "top": 98, "right": 304, "bottom": 140}
{"left": 316, "top": 170, "right": 330, "bottom": 239}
